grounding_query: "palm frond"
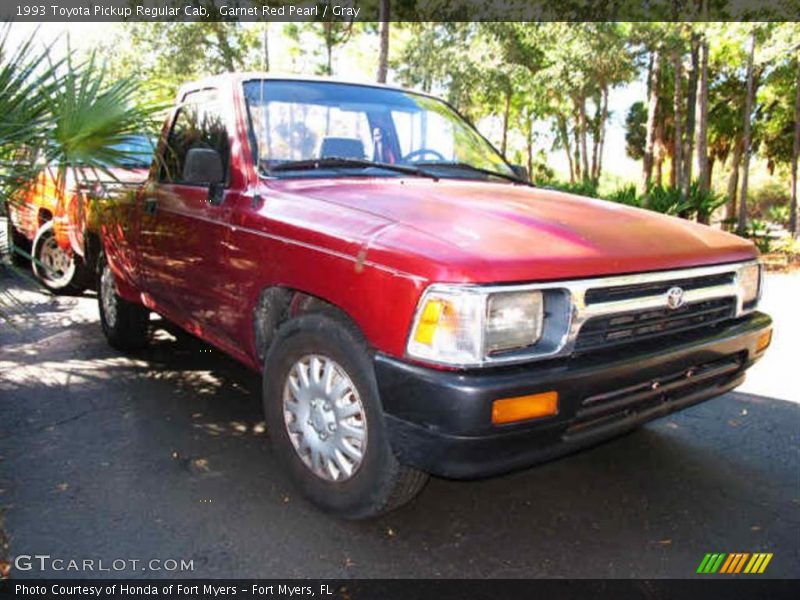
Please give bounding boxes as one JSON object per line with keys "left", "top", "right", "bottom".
{"left": 46, "top": 49, "right": 163, "bottom": 182}
{"left": 0, "top": 24, "right": 63, "bottom": 199}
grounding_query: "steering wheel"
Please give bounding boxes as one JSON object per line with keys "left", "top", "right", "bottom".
{"left": 402, "top": 148, "right": 446, "bottom": 163}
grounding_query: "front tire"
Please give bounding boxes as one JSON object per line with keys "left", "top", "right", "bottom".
{"left": 98, "top": 253, "right": 149, "bottom": 352}
{"left": 263, "top": 312, "right": 428, "bottom": 519}
{"left": 31, "top": 220, "right": 90, "bottom": 293}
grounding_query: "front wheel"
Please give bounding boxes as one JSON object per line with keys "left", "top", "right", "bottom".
{"left": 263, "top": 312, "right": 428, "bottom": 519}
{"left": 31, "top": 220, "right": 90, "bottom": 293}
{"left": 98, "top": 254, "right": 150, "bottom": 352}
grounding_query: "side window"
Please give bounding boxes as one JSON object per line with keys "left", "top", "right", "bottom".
{"left": 159, "top": 100, "right": 231, "bottom": 184}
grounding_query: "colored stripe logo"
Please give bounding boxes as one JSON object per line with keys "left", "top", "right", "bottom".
{"left": 697, "top": 552, "right": 773, "bottom": 574}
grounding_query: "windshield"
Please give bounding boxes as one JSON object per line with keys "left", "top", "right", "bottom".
{"left": 243, "top": 80, "right": 514, "bottom": 180}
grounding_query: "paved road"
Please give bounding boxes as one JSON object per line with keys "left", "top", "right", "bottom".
{"left": 1, "top": 260, "right": 798, "bottom": 579}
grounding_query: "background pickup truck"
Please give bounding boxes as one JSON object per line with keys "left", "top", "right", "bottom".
{"left": 96, "top": 73, "right": 772, "bottom": 519}
{"left": 5, "top": 134, "right": 152, "bottom": 293}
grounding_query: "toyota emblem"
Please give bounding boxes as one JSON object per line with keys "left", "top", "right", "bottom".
{"left": 666, "top": 286, "right": 685, "bottom": 310}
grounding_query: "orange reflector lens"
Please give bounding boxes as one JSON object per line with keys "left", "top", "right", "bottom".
{"left": 492, "top": 391, "right": 559, "bottom": 425}
{"left": 413, "top": 299, "right": 445, "bottom": 345}
{"left": 756, "top": 329, "right": 772, "bottom": 353}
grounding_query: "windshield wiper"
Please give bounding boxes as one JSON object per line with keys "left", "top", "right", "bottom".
{"left": 414, "top": 161, "right": 529, "bottom": 185}
{"left": 266, "top": 157, "right": 439, "bottom": 181}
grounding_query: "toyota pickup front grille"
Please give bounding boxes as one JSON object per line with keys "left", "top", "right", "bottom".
{"left": 575, "top": 297, "right": 736, "bottom": 352}
{"left": 583, "top": 272, "right": 735, "bottom": 305}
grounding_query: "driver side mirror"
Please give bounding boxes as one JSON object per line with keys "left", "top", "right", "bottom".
{"left": 183, "top": 147, "right": 225, "bottom": 205}
{"left": 183, "top": 147, "right": 224, "bottom": 186}
{"left": 510, "top": 164, "right": 529, "bottom": 182}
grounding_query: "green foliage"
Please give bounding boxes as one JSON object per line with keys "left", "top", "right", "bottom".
{"left": 99, "top": 21, "right": 259, "bottom": 102}
{"left": 743, "top": 219, "right": 772, "bottom": 252}
{"left": 636, "top": 182, "right": 727, "bottom": 221}
{"left": 642, "top": 184, "right": 687, "bottom": 215}
{"left": 285, "top": 21, "right": 355, "bottom": 76}
{"left": 766, "top": 204, "right": 790, "bottom": 227}
{"left": 748, "top": 180, "right": 792, "bottom": 219}
{"left": 605, "top": 184, "right": 642, "bottom": 207}
{"left": 548, "top": 180, "right": 727, "bottom": 223}
{"left": 682, "top": 182, "right": 728, "bottom": 223}
{"left": 0, "top": 25, "right": 60, "bottom": 199}
{"left": 773, "top": 235, "right": 800, "bottom": 260}
{"left": 47, "top": 52, "right": 162, "bottom": 175}
{"left": 544, "top": 179, "right": 599, "bottom": 198}
{"left": 624, "top": 101, "right": 647, "bottom": 160}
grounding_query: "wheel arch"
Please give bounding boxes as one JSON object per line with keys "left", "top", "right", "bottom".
{"left": 252, "top": 285, "right": 366, "bottom": 364}
{"left": 37, "top": 208, "right": 53, "bottom": 228}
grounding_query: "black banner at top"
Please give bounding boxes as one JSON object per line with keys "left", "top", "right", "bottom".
{"left": 3, "top": 0, "right": 800, "bottom": 22}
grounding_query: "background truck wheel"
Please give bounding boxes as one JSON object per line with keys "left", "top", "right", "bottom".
{"left": 263, "top": 312, "right": 428, "bottom": 519}
{"left": 98, "top": 254, "right": 150, "bottom": 352}
{"left": 5, "top": 215, "right": 31, "bottom": 267}
{"left": 31, "top": 220, "right": 91, "bottom": 294}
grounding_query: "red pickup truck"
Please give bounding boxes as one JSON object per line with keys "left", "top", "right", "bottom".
{"left": 97, "top": 74, "right": 772, "bottom": 519}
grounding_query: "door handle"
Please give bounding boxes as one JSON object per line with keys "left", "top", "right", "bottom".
{"left": 143, "top": 197, "right": 158, "bottom": 215}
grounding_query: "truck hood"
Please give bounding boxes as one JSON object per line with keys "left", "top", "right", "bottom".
{"left": 269, "top": 178, "right": 757, "bottom": 282}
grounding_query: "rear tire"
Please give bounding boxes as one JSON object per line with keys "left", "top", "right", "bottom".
{"left": 31, "top": 221, "right": 91, "bottom": 294}
{"left": 262, "top": 312, "right": 428, "bottom": 519}
{"left": 98, "top": 253, "right": 149, "bottom": 352}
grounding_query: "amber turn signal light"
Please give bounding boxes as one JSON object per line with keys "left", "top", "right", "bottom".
{"left": 756, "top": 329, "right": 772, "bottom": 354}
{"left": 492, "top": 391, "right": 559, "bottom": 425}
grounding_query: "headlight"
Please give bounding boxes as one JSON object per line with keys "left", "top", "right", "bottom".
{"left": 486, "top": 291, "right": 544, "bottom": 353}
{"left": 407, "top": 286, "right": 546, "bottom": 366}
{"left": 737, "top": 263, "right": 762, "bottom": 308}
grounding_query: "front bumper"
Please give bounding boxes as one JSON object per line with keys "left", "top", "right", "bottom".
{"left": 375, "top": 312, "right": 772, "bottom": 479}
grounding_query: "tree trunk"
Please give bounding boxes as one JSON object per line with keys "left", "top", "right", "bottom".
{"left": 324, "top": 23, "right": 334, "bottom": 75}
{"left": 696, "top": 36, "right": 710, "bottom": 191}
{"left": 558, "top": 115, "right": 575, "bottom": 183}
{"left": 376, "top": 0, "right": 390, "bottom": 83}
{"left": 682, "top": 33, "right": 699, "bottom": 196}
{"left": 596, "top": 86, "right": 609, "bottom": 181}
{"left": 501, "top": 89, "right": 512, "bottom": 157}
{"left": 655, "top": 119, "right": 666, "bottom": 187}
{"left": 643, "top": 50, "right": 659, "bottom": 191}
{"left": 578, "top": 96, "right": 590, "bottom": 181}
{"left": 671, "top": 46, "right": 683, "bottom": 193}
{"left": 726, "top": 139, "right": 743, "bottom": 221}
{"left": 708, "top": 155, "right": 715, "bottom": 185}
{"left": 737, "top": 29, "right": 757, "bottom": 236}
{"left": 526, "top": 113, "right": 534, "bottom": 179}
{"left": 791, "top": 55, "right": 799, "bottom": 237}
{"left": 573, "top": 112, "right": 582, "bottom": 181}
{"left": 263, "top": 23, "right": 270, "bottom": 71}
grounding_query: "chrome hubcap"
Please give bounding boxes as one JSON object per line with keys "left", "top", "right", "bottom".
{"left": 282, "top": 355, "right": 367, "bottom": 482}
{"left": 38, "top": 234, "right": 72, "bottom": 284}
{"left": 100, "top": 265, "right": 118, "bottom": 329}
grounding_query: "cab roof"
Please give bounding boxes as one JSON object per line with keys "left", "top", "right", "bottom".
{"left": 176, "top": 72, "right": 434, "bottom": 103}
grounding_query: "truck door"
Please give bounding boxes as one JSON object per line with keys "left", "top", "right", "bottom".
{"left": 138, "top": 90, "right": 235, "bottom": 338}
